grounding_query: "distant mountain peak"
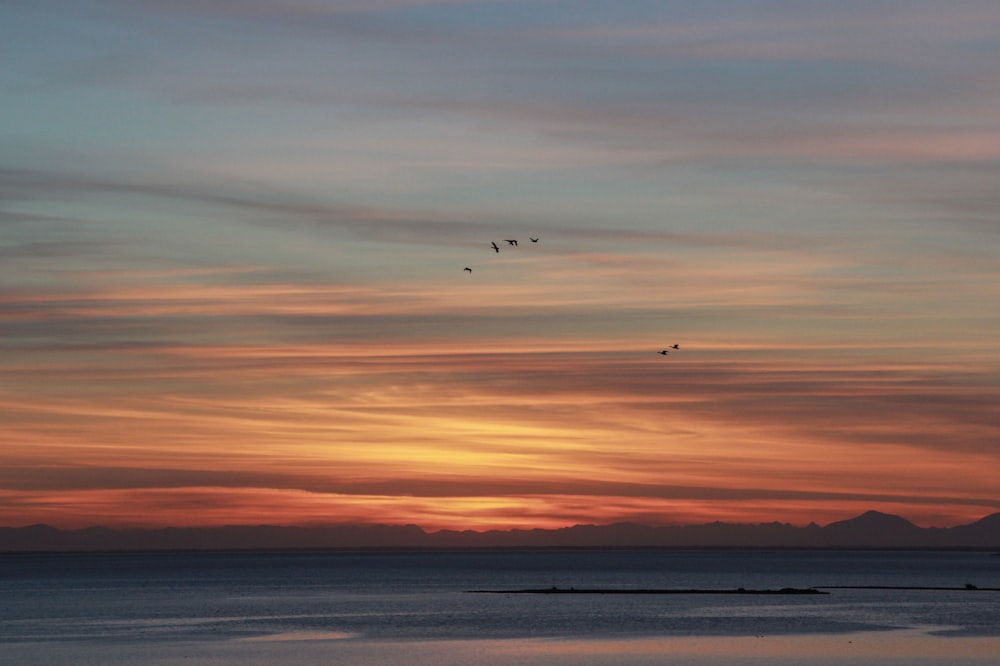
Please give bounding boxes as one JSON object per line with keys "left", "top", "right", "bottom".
{"left": 826, "top": 510, "right": 919, "bottom": 530}
{"left": 965, "top": 512, "right": 1000, "bottom": 528}
{"left": 21, "top": 523, "right": 59, "bottom": 533}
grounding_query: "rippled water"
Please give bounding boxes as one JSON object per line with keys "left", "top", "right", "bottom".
{"left": 2, "top": 549, "right": 998, "bottom": 664}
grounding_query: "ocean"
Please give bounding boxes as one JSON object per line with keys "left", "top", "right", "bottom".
{"left": 1, "top": 549, "right": 998, "bottom": 665}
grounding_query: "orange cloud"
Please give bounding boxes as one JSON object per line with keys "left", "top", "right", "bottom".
{"left": 1, "top": 485, "right": 993, "bottom": 532}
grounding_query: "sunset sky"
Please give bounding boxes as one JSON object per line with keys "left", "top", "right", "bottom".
{"left": 3, "top": 0, "right": 998, "bottom": 532}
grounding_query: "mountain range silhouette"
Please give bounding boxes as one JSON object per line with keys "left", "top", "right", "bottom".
{"left": 2, "top": 511, "right": 998, "bottom": 552}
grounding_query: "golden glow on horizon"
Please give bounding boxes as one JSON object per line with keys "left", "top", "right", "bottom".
{"left": 3, "top": 324, "right": 998, "bottom": 531}
{"left": 1, "top": 486, "right": 994, "bottom": 532}
{"left": 520, "top": 631, "right": 1000, "bottom": 662}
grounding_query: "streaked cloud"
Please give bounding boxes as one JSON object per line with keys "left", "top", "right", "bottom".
{"left": 2, "top": 0, "right": 998, "bottom": 532}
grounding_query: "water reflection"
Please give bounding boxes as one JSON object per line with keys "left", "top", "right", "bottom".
{"left": 492, "top": 631, "right": 1000, "bottom": 666}
{"left": 2, "top": 630, "right": 998, "bottom": 665}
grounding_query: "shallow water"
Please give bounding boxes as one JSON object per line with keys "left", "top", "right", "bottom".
{"left": 1, "top": 549, "right": 998, "bottom": 665}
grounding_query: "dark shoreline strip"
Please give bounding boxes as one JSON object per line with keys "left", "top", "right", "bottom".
{"left": 815, "top": 585, "right": 1000, "bottom": 591}
{"left": 469, "top": 585, "right": 1000, "bottom": 595}
{"left": 468, "top": 587, "right": 828, "bottom": 595}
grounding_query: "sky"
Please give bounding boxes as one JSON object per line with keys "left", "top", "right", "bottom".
{"left": 2, "top": 0, "right": 999, "bottom": 532}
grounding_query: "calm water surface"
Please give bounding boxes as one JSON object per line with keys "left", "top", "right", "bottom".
{"left": 1, "top": 549, "right": 998, "bottom": 665}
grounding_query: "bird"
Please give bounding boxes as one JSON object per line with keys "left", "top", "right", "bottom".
{"left": 657, "top": 350, "right": 669, "bottom": 355}
{"left": 670, "top": 344, "right": 679, "bottom": 350}
{"left": 530, "top": 237, "right": 539, "bottom": 243}
{"left": 504, "top": 239, "right": 518, "bottom": 246}
{"left": 490, "top": 241, "right": 500, "bottom": 253}
{"left": 464, "top": 267, "right": 472, "bottom": 273}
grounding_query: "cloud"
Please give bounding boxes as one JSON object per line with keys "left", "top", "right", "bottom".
{"left": 2, "top": 463, "right": 994, "bottom": 512}
{"left": 12, "top": 1, "right": 999, "bottom": 241}
{"left": 0, "top": 164, "right": 541, "bottom": 247}
{"left": 116, "top": 0, "right": 518, "bottom": 16}
{"left": 4, "top": 462, "right": 997, "bottom": 532}
{"left": 539, "top": 3, "right": 1000, "bottom": 63}
{"left": 4, "top": 1, "right": 999, "bottom": 532}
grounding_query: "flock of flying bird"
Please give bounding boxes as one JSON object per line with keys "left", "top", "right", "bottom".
{"left": 463, "top": 236, "right": 681, "bottom": 359}
{"left": 463, "top": 236, "right": 539, "bottom": 273}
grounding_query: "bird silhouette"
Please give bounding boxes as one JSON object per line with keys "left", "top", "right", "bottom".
{"left": 504, "top": 239, "right": 518, "bottom": 246}
{"left": 657, "top": 350, "right": 669, "bottom": 355}
{"left": 530, "top": 237, "right": 539, "bottom": 243}
{"left": 670, "top": 344, "right": 679, "bottom": 350}
{"left": 464, "top": 267, "right": 472, "bottom": 273}
{"left": 490, "top": 241, "right": 500, "bottom": 253}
